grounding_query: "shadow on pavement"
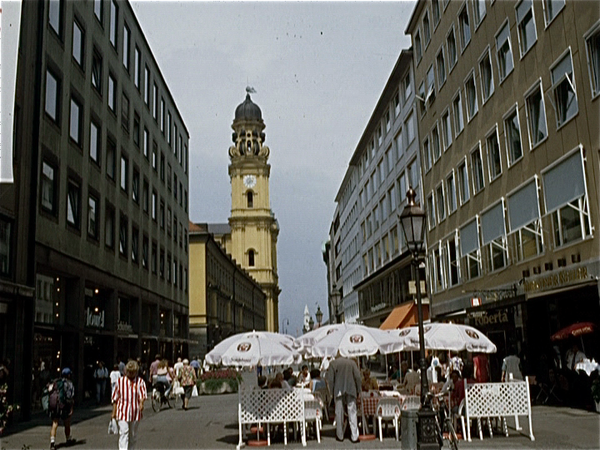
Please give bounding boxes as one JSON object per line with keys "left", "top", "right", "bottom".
{"left": 55, "top": 438, "right": 87, "bottom": 449}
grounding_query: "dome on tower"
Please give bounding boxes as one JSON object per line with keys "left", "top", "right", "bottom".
{"left": 234, "top": 93, "right": 262, "bottom": 122}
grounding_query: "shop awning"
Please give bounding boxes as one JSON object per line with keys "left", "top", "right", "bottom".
{"left": 379, "top": 301, "right": 429, "bottom": 330}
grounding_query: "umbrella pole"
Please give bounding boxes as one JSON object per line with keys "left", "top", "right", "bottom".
{"left": 385, "top": 354, "right": 389, "bottom": 379}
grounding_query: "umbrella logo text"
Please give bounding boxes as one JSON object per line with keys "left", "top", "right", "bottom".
{"left": 237, "top": 342, "right": 252, "bottom": 352}
{"left": 349, "top": 334, "right": 364, "bottom": 344}
{"left": 398, "top": 329, "right": 411, "bottom": 337}
{"left": 465, "top": 329, "right": 480, "bottom": 340}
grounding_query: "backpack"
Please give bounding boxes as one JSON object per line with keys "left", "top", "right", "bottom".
{"left": 46, "top": 378, "right": 66, "bottom": 414}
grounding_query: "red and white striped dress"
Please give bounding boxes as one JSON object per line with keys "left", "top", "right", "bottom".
{"left": 112, "top": 376, "right": 147, "bottom": 421}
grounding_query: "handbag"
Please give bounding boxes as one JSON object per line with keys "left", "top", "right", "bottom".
{"left": 173, "top": 380, "right": 185, "bottom": 395}
{"left": 191, "top": 385, "right": 198, "bottom": 397}
{"left": 108, "top": 418, "right": 119, "bottom": 435}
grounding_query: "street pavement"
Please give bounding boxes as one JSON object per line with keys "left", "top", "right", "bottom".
{"left": 1, "top": 393, "right": 598, "bottom": 450}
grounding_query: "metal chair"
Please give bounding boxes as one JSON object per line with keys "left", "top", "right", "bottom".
{"left": 376, "top": 397, "right": 401, "bottom": 441}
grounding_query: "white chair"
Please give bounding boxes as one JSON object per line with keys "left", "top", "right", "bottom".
{"left": 376, "top": 397, "right": 401, "bottom": 441}
{"left": 304, "top": 399, "right": 322, "bottom": 443}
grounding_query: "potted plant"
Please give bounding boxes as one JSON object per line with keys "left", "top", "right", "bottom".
{"left": 198, "top": 369, "right": 241, "bottom": 395}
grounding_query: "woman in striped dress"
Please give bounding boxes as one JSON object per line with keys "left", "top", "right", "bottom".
{"left": 111, "top": 360, "right": 147, "bottom": 450}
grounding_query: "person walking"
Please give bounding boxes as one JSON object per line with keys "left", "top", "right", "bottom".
{"left": 94, "top": 361, "right": 109, "bottom": 405}
{"left": 49, "top": 368, "right": 75, "bottom": 450}
{"left": 501, "top": 346, "right": 523, "bottom": 381}
{"left": 177, "top": 359, "right": 197, "bottom": 410}
{"left": 110, "top": 364, "right": 121, "bottom": 399}
{"left": 325, "top": 356, "right": 362, "bottom": 443}
{"left": 473, "top": 353, "right": 490, "bottom": 383}
{"left": 111, "top": 360, "right": 147, "bottom": 450}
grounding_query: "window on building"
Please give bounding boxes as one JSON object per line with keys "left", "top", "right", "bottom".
{"left": 504, "top": 107, "right": 523, "bottom": 166}
{"left": 479, "top": 49, "right": 494, "bottom": 103}
{"left": 159, "top": 200, "right": 165, "bottom": 229}
{"left": 123, "top": 23, "right": 130, "bottom": 70}
{"left": 415, "top": 30, "right": 422, "bottom": 63}
{"left": 405, "top": 112, "right": 415, "bottom": 145}
{"left": 481, "top": 201, "right": 508, "bottom": 272}
{"left": 132, "top": 168, "right": 139, "bottom": 204}
{"left": 507, "top": 179, "right": 543, "bottom": 261}
{"left": 109, "top": 0, "right": 118, "bottom": 47}
{"left": 550, "top": 51, "right": 578, "bottom": 127}
{"left": 471, "top": 144, "right": 485, "bottom": 194}
{"left": 397, "top": 172, "right": 407, "bottom": 205}
{"left": 433, "top": 0, "right": 441, "bottom": 25}
{"left": 496, "top": 22, "right": 514, "bottom": 82}
{"left": 66, "top": 178, "right": 81, "bottom": 229}
{"left": 442, "top": 109, "right": 452, "bottom": 150}
{"left": 131, "top": 114, "right": 140, "bottom": 149}
{"left": 144, "top": 65, "right": 150, "bottom": 106}
{"left": 248, "top": 249, "right": 255, "bottom": 267}
{"left": 453, "top": 91, "right": 464, "bottom": 136}
{"left": 423, "top": 11, "right": 431, "bottom": 47}
{"left": 473, "top": 0, "right": 486, "bottom": 27}
{"left": 458, "top": 159, "right": 470, "bottom": 205}
{"left": 465, "top": 72, "right": 478, "bottom": 121}
{"left": 486, "top": 127, "right": 502, "bottom": 181}
{"left": 459, "top": 3, "right": 471, "bottom": 51}
{"left": 423, "top": 137, "right": 432, "bottom": 172}
{"left": 106, "top": 138, "right": 116, "bottom": 180}
{"left": 436, "top": 183, "right": 446, "bottom": 223}
{"left": 167, "top": 112, "right": 172, "bottom": 144}
{"left": 108, "top": 73, "right": 116, "bottom": 112}
{"left": 408, "top": 159, "right": 419, "bottom": 192}
{"left": 119, "top": 214, "right": 128, "bottom": 258}
{"left": 418, "top": 81, "right": 426, "bottom": 116}
{"left": 105, "top": 205, "right": 115, "bottom": 249}
{"left": 153, "top": 83, "right": 159, "bottom": 120}
{"left": 585, "top": 23, "right": 600, "bottom": 98}
{"left": 404, "top": 72, "right": 412, "bottom": 101}
{"left": 72, "top": 20, "right": 84, "bottom": 67}
{"left": 161, "top": 98, "right": 165, "bottom": 133}
{"left": 447, "top": 171, "right": 457, "bottom": 214}
{"left": 542, "top": 149, "right": 590, "bottom": 247}
{"left": 88, "top": 194, "right": 99, "bottom": 240}
{"left": 41, "top": 160, "right": 58, "bottom": 215}
{"left": 45, "top": 69, "right": 60, "bottom": 123}
{"left": 69, "top": 96, "right": 82, "bottom": 145}
{"left": 430, "top": 244, "right": 445, "bottom": 292}
{"left": 426, "top": 64, "right": 436, "bottom": 104}
{"left": 247, "top": 191, "right": 254, "bottom": 208}
{"left": 134, "top": 46, "right": 141, "bottom": 90}
{"left": 121, "top": 92, "right": 129, "bottom": 132}
{"left": 166, "top": 207, "right": 172, "bottom": 236}
{"left": 91, "top": 49, "right": 102, "bottom": 94}
{"left": 90, "top": 120, "right": 100, "bottom": 164}
{"left": 517, "top": 0, "right": 537, "bottom": 56}
{"left": 427, "top": 193, "right": 436, "bottom": 230}
{"left": 432, "top": 124, "right": 441, "bottom": 162}
{"left": 143, "top": 179, "right": 149, "bottom": 213}
{"left": 437, "top": 47, "right": 446, "bottom": 87}
{"left": 386, "top": 147, "right": 393, "bottom": 174}
{"left": 49, "top": 0, "right": 62, "bottom": 37}
{"left": 143, "top": 128, "right": 149, "bottom": 159}
{"left": 394, "top": 91, "right": 401, "bottom": 116}
{"left": 446, "top": 234, "right": 460, "bottom": 286}
{"left": 159, "top": 249, "right": 164, "bottom": 278}
{"left": 151, "top": 191, "right": 157, "bottom": 221}
{"left": 525, "top": 83, "right": 548, "bottom": 148}
{"left": 385, "top": 110, "right": 391, "bottom": 133}
{"left": 116, "top": 155, "right": 127, "bottom": 197}
{"left": 131, "top": 226, "right": 139, "bottom": 263}
{"left": 152, "top": 141, "right": 157, "bottom": 170}
{"left": 460, "top": 219, "right": 480, "bottom": 280}
{"left": 142, "top": 236, "right": 149, "bottom": 269}
{"left": 94, "top": 0, "right": 102, "bottom": 23}
{"left": 447, "top": 25, "right": 457, "bottom": 70}
{"left": 543, "top": 0, "right": 565, "bottom": 26}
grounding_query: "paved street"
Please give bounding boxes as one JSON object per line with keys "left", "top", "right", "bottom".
{"left": 1, "top": 393, "right": 598, "bottom": 450}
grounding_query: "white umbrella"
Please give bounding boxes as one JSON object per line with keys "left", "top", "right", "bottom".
{"left": 205, "top": 331, "right": 302, "bottom": 367}
{"left": 309, "top": 323, "right": 400, "bottom": 358}
{"left": 397, "top": 323, "right": 497, "bottom": 353}
{"left": 296, "top": 324, "right": 347, "bottom": 355}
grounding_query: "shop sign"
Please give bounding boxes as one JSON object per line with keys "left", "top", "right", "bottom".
{"left": 370, "top": 302, "right": 387, "bottom": 313}
{"left": 470, "top": 309, "right": 509, "bottom": 328}
{"left": 117, "top": 321, "right": 133, "bottom": 333}
{"left": 523, "top": 266, "right": 588, "bottom": 294}
{"left": 85, "top": 307, "right": 105, "bottom": 328}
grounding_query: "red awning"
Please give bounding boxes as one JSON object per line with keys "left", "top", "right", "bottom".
{"left": 379, "top": 301, "right": 429, "bottom": 330}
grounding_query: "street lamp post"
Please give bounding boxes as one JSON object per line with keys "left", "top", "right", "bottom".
{"left": 308, "top": 316, "right": 314, "bottom": 331}
{"left": 399, "top": 187, "right": 439, "bottom": 450}
{"left": 315, "top": 306, "right": 323, "bottom": 327}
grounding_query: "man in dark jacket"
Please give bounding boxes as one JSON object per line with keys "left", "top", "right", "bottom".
{"left": 325, "top": 357, "right": 362, "bottom": 442}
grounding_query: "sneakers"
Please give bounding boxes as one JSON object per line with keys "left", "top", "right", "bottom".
{"left": 50, "top": 442, "right": 56, "bottom": 450}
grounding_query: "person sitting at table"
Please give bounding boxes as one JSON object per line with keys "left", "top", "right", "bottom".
{"left": 268, "top": 374, "right": 283, "bottom": 389}
{"left": 283, "top": 368, "right": 297, "bottom": 387}
{"left": 298, "top": 365, "right": 311, "bottom": 387}
{"left": 257, "top": 375, "right": 268, "bottom": 389}
{"left": 399, "top": 364, "right": 420, "bottom": 395}
{"left": 309, "top": 369, "right": 326, "bottom": 392}
{"left": 361, "top": 368, "right": 379, "bottom": 392}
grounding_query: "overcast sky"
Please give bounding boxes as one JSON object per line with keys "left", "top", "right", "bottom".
{"left": 131, "top": 1, "right": 415, "bottom": 337}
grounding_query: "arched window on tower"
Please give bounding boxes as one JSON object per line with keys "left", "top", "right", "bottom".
{"left": 248, "top": 249, "right": 255, "bottom": 267}
{"left": 247, "top": 191, "right": 253, "bottom": 208}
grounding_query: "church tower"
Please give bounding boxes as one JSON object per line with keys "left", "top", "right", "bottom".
{"left": 227, "top": 89, "right": 280, "bottom": 332}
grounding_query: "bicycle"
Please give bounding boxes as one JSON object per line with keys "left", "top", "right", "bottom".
{"left": 151, "top": 381, "right": 171, "bottom": 412}
{"left": 426, "top": 391, "right": 459, "bottom": 450}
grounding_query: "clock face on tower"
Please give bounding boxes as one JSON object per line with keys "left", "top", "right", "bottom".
{"left": 243, "top": 174, "right": 257, "bottom": 188}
